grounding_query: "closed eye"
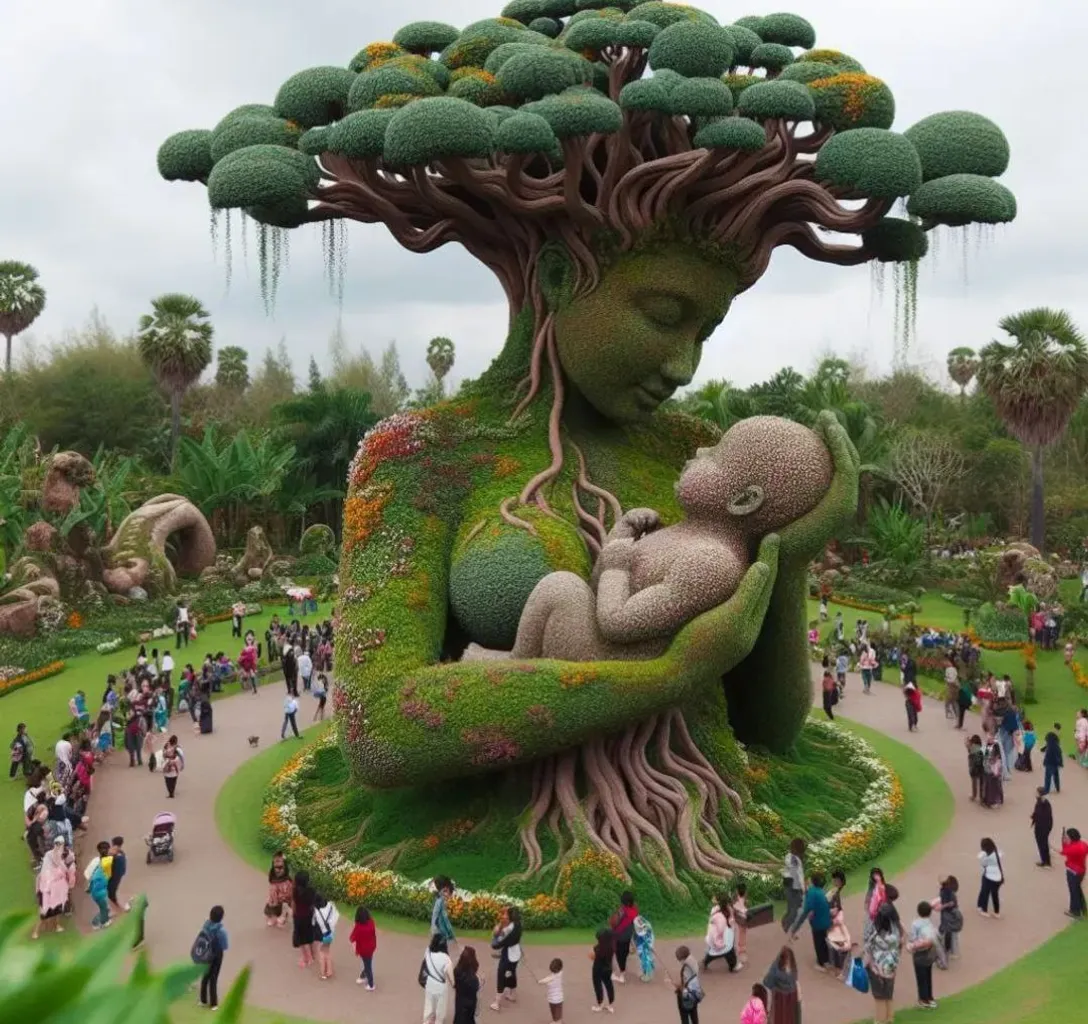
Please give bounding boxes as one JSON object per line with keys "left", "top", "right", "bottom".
{"left": 637, "top": 293, "right": 688, "bottom": 329}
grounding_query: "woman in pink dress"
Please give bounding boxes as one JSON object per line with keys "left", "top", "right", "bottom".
{"left": 33, "top": 838, "right": 71, "bottom": 938}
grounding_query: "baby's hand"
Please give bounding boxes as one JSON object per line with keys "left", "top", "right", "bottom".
{"left": 599, "top": 538, "right": 636, "bottom": 571}
{"left": 614, "top": 508, "right": 661, "bottom": 540}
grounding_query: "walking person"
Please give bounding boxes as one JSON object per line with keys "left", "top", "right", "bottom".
{"left": 966, "top": 734, "right": 985, "bottom": 802}
{"left": 312, "top": 673, "right": 328, "bottom": 722}
{"left": 313, "top": 894, "right": 339, "bottom": 980}
{"left": 238, "top": 641, "right": 259, "bottom": 694}
{"left": 106, "top": 836, "right": 128, "bottom": 915}
{"left": 762, "top": 946, "right": 801, "bottom": 1024}
{"left": 193, "top": 905, "right": 228, "bottom": 1010}
{"left": 292, "top": 870, "right": 317, "bottom": 968}
{"left": 907, "top": 901, "right": 939, "bottom": 1009}
{"left": 282, "top": 644, "right": 298, "bottom": 697}
{"left": 703, "top": 894, "right": 740, "bottom": 973}
{"left": 453, "top": 946, "right": 484, "bottom": 1024}
{"left": 997, "top": 703, "right": 1019, "bottom": 781}
{"left": 820, "top": 666, "right": 837, "bottom": 720}
{"left": 935, "top": 876, "right": 962, "bottom": 965}
{"left": 33, "top": 837, "right": 70, "bottom": 938}
{"left": 977, "top": 837, "right": 1005, "bottom": 918}
{"left": 904, "top": 680, "right": 922, "bottom": 732}
{"left": 1059, "top": 827, "right": 1088, "bottom": 919}
{"left": 780, "top": 838, "right": 806, "bottom": 932}
{"left": 175, "top": 601, "right": 191, "bottom": 649}
{"left": 161, "top": 736, "right": 184, "bottom": 798}
{"left": 161, "top": 650, "right": 174, "bottom": 689}
{"left": 350, "top": 906, "right": 377, "bottom": 989}
{"left": 1032, "top": 787, "right": 1054, "bottom": 867}
{"left": 265, "top": 852, "right": 293, "bottom": 929}
{"left": 538, "top": 958, "right": 565, "bottom": 1024}
{"left": 87, "top": 841, "right": 112, "bottom": 930}
{"left": 943, "top": 658, "right": 959, "bottom": 720}
{"left": 1016, "top": 719, "right": 1036, "bottom": 772}
{"left": 610, "top": 890, "right": 639, "bottom": 984}
{"left": 859, "top": 645, "right": 877, "bottom": 694}
{"left": 431, "top": 876, "right": 456, "bottom": 944}
{"left": 740, "top": 984, "right": 768, "bottom": 1024}
{"left": 590, "top": 928, "right": 616, "bottom": 1014}
{"left": 422, "top": 934, "right": 455, "bottom": 1024}
{"left": 670, "top": 946, "right": 703, "bottom": 1024}
{"left": 9, "top": 722, "right": 33, "bottom": 778}
{"left": 489, "top": 905, "right": 522, "bottom": 1010}
{"left": 231, "top": 600, "right": 245, "bottom": 639}
{"left": 124, "top": 712, "right": 143, "bottom": 767}
{"left": 281, "top": 694, "right": 300, "bottom": 740}
{"left": 835, "top": 647, "right": 849, "bottom": 697}
{"left": 981, "top": 737, "right": 1004, "bottom": 808}
{"left": 1075, "top": 709, "right": 1088, "bottom": 767}
{"left": 298, "top": 645, "right": 314, "bottom": 692}
{"left": 956, "top": 677, "right": 973, "bottom": 730}
{"left": 789, "top": 871, "right": 832, "bottom": 971}
{"left": 863, "top": 905, "right": 900, "bottom": 1024}
{"left": 1042, "top": 726, "right": 1063, "bottom": 794}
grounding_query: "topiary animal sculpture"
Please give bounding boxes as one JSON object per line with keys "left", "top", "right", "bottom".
{"left": 158, "top": 4, "right": 1014, "bottom": 891}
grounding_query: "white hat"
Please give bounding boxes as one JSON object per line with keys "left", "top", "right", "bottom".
{"left": 53, "top": 835, "right": 65, "bottom": 845}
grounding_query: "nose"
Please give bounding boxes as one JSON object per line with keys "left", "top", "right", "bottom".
{"left": 659, "top": 340, "right": 698, "bottom": 389}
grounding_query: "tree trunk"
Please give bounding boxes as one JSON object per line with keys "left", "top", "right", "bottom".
{"left": 169, "top": 390, "right": 182, "bottom": 472}
{"left": 3, "top": 333, "right": 11, "bottom": 375}
{"left": 1030, "top": 444, "right": 1045, "bottom": 551}
{"left": 1025, "top": 665, "right": 1036, "bottom": 704}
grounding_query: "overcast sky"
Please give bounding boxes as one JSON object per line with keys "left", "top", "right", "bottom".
{"left": 2, "top": 0, "right": 1080, "bottom": 394}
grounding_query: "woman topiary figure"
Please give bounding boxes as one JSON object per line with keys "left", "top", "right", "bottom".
{"left": 158, "top": 4, "right": 1015, "bottom": 889}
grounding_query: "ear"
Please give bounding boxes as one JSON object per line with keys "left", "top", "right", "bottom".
{"left": 727, "top": 484, "right": 765, "bottom": 517}
{"left": 536, "top": 242, "right": 575, "bottom": 312}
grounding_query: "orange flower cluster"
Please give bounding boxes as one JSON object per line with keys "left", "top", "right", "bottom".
{"left": 66, "top": 610, "right": 84, "bottom": 630}
{"left": 345, "top": 870, "right": 395, "bottom": 902}
{"left": 351, "top": 413, "right": 429, "bottom": 489}
{"left": 0, "top": 661, "right": 66, "bottom": 698}
{"left": 557, "top": 847, "right": 626, "bottom": 896}
{"left": 1022, "top": 643, "right": 1037, "bottom": 671}
{"left": 261, "top": 805, "right": 285, "bottom": 833}
{"left": 525, "top": 893, "right": 568, "bottom": 916}
{"left": 810, "top": 73, "right": 883, "bottom": 123}
{"left": 964, "top": 627, "right": 1025, "bottom": 652}
{"left": 344, "top": 484, "right": 393, "bottom": 553}
{"left": 744, "top": 763, "right": 770, "bottom": 786}
{"left": 559, "top": 666, "right": 598, "bottom": 689}
{"left": 888, "top": 775, "right": 905, "bottom": 813}
{"left": 834, "top": 828, "right": 873, "bottom": 855}
{"left": 493, "top": 456, "right": 521, "bottom": 479}
{"left": 1071, "top": 661, "right": 1088, "bottom": 691}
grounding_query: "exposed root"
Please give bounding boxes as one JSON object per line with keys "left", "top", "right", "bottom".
{"left": 358, "top": 840, "right": 412, "bottom": 871}
{"left": 324, "top": 814, "right": 372, "bottom": 855}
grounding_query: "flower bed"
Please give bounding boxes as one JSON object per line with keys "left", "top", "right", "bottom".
{"left": 261, "top": 720, "right": 904, "bottom": 929}
{"left": 0, "top": 661, "right": 67, "bottom": 698}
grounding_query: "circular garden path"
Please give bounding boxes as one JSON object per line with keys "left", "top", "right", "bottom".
{"left": 75, "top": 671, "right": 1086, "bottom": 1023}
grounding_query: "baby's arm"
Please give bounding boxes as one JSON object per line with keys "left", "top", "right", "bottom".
{"left": 596, "top": 541, "right": 738, "bottom": 644}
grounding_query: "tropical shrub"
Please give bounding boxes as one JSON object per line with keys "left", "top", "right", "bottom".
{"left": 974, "top": 602, "right": 1028, "bottom": 644}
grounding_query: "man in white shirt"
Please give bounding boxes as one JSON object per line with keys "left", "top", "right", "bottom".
{"left": 281, "top": 695, "right": 300, "bottom": 740}
{"left": 54, "top": 733, "right": 73, "bottom": 769}
{"left": 297, "top": 649, "right": 313, "bottom": 692}
{"left": 161, "top": 651, "right": 175, "bottom": 686}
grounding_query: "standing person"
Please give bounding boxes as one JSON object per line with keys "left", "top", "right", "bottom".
{"left": 1016, "top": 719, "right": 1036, "bottom": 772}
{"left": 740, "top": 984, "right": 768, "bottom": 1024}
{"left": 453, "top": 946, "right": 483, "bottom": 1024}
{"left": 790, "top": 871, "right": 832, "bottom": 971}
{"left": 904, "top": 681, "right": 922, "bottom": 732}
{"left": 1042, "top": 726, "right": 1063, "bottom": 794}
{"left": 9, "top": 723, "right": 33, "bottom": 778}
{"left": 610, "top": 890, "right": 639, "bottom": 984}
{"left": 732, "top": 884, "right": 749, "bottom": 964}
{"left": 431, "top": 876, "right": 456, "bottom": 944}
{"left": 161, "top": 650, "right": 174, "bottom": 688}
{"left": 1065, "top": 639, "right": 1076, "bottom": 666}
{"left": 671, "top": 946, "right": 703, "bottom": 1024}
{"left": 1075, "top": 709, "right": 1088, "bottom": 768}
{"left": 33, "top": 837, "right": 70, "bottom": 938}
{"left": 590, "top": 928, "right": 616, "bottom": 1014}
{"left": 292, "top": 870, "right": 317, "bottom": 968}
{"left": 161, "top": 737, "right": 184, "bottom": 798}
{"left": 538, "top": 958, "right": 564, "bottom": 1024}
{"left": 943, "top": 658, "right": 959, "bottom": 720}
{"left": 298, "top": 645, "right": 314, "bottom": 693}
{"left": 863, "top": 904, "right": 900, "bottom": 1024}
{"left": 956, "top": 677, "right": 973, "bottom": 730}
{"left": 313, "top": 894, "right": 339, "bottom": 980}
{"left": 906, "top": 902, "right": 939, "bottom": 1009}
{"left": 87, "top": 841, "right": 111, "bottom": 930}
{"left": 997, "top": 703, "right": 1019, "bottom": 781}
{"left": 124, "top": 712, "right": 142, "bottom": 768}
{"left": 282, "top": 644, "right": 298, "bottom": 697}
{"left": 780, "top": 838, "right": 806, "bottom": 932}
{"left": 312, "top": 673, "right": 328, "bottom": 722}
{"left": 981, "top": 737, "right": 1004, "bottom": 808}
{"left": 350, "top": 906, "right": 377, "bottom": 989}
{"left": 422, "top": 934, "right": 454, "bottom": 1024}
{"left": 265, "top": 852, "right": 293, "bottom": 929}
{"left": 935, "top": 876, "right": 962, "bottom": 964}
{"left": 1031, "top": 788, "right": 1053, "bottom": 867}
{"left": 194, "top": 906, "right": 228, "bottom": 1010}
{"left": 633, "top": 915, "right": 656, "bottom": 981}
{"left": 489, "top": 905, "right": 522, "bottom": 1010}
{"left": 106, "top": 836, "right": 128, "bottom": 915}
{"left": 231, "top": 600, "right": 245, "bottom": 639}
{"left": 835, "top": 647, "right": 849, "bottom": 697}
{"left": 281, "top": 694, "right": 301, "bottom": 740}
{"left": 703, "top": 895, "right": 739, "bottom": 973}
{"left": 834, "top": 611, "right": 844, "bottom": 642}
{"left": 762, "top": 946, "right": 800, "bottom": 1024}
{"left": 1059, "top": 827, "right": 1088, "bottom": 919}
{"left": 862, "top": 868, "right": 887, "bottom": 947}
{"left": 237, "top": 641, "right": 259, "bottom": 694}
{"left": 175, "top": 601, "right": 190, "bottom": 649}
{"left": 859, "top": 645, "right": 877, "bottom": 694}
{"left": 820, "top": 667, "right": 837, "bottom": 720}
{"left": 977, "top": 837, "right": 1005, "bottom": 918}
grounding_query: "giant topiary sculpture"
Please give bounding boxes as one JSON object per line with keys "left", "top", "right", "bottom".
{"left": 159, "top": 5, "right": 1015, "bottom": 893}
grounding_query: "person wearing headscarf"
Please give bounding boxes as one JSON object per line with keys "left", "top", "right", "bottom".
{"left": 33, "top": 837, "right": 70, "bottom": 938}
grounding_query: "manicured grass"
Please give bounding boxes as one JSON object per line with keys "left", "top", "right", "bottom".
{"left": 0, "top": 611, "right": 322, "bottom": 913}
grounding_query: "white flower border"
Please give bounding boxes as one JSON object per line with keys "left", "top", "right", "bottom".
{"left": 264, "top": 718, "right": 901, "bottom": 917}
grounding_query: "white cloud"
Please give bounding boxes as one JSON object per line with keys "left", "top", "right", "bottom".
{"left": 2, "top": 0, "right": 1083, "bottom": 393}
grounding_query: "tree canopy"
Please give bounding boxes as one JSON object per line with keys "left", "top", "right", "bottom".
{"left": 0, "top": 261, "right": 46, "bottom": 374}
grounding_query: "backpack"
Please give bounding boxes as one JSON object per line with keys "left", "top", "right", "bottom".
{"left": 418, "top": 951, "right": 442, "bottom": 989}
{"left": 191, "top": 926, "right": 219, "bottom": 965}
{"left": 679, "top": 964, "right": 704, "bottom": 1010}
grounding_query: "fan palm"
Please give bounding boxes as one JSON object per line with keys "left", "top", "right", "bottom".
{"left": 947, "top": 346, "right": 979, "bottom": 397}
{"left": 426, "top": 336, "right": 455, "bottom": 394}
{"left": 137, "top": 294, "right": 214, "bottom": 468}
{"left": 978, "top": 308, "right": 1088, "bottom": 550}
{"left": 215, "top": 345, "right": 250, "bottom": 393}
{"left": 0, "top": 261, "right": 46, "bottom": 375}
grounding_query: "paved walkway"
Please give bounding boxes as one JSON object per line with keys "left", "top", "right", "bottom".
{"left": 74, "top": 671, "right": 1086, "bottom": 1023}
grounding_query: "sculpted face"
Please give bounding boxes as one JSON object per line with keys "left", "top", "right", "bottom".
{"left": 552, "top": 244, "right": 738, "bottom": 424}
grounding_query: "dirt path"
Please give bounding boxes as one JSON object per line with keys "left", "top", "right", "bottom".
{"left": 75, "top": 670, "right": 1086, "bottom": 1023}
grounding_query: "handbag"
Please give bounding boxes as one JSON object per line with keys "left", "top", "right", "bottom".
{"left": 912, "top": 944, "right": 938, "bottom": 967}
{"left": 679, "top": 965, "right": 704, "bottom": 1009}
{"left": 945, "top": 908, "right": 964, "bottom": 933}
{"left": 846, "top": 956, "right": 870, "bottom": 994}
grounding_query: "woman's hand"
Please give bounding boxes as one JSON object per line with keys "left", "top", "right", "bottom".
{"left": 775, "top": 411, "right": 860, "bottom": 571}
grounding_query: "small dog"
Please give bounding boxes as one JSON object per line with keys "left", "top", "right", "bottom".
{"left": 248, "top": 736, "right": 260, "bottom": 747}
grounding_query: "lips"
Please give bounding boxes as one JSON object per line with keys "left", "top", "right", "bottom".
{"left": 635, "top": 384, "right": 672, "bottom": 406}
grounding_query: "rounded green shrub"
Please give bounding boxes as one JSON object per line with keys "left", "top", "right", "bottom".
{"left": 498, "top": 48, "right": 583, "bottom": 99}
{"left": 737, "top": 79, "right": 814, "bottom": 121}
{"left": 393, "top": 21, "right": 462, "bottom": 54}
{"left": 349, "top": 43, "right": 408, "bottom": 74}
{"left": 778, "top": 61, "right": 837, "bottom": 84}
{"left": 723, "top": 73, "right": 760, "bottom": 103}
{"left": 157, "top": 130, "right": 214, "bottom": 182}
{"left": 349, "top": 64, "right": 443, "bottom": 111}
{"left": 213, "top": 104, "right": 277, "bottom": 133}
{"left": 448, "top": 69, "right": 507, "bottom": 106}
{"left": 627, "top": 1, "right": 711, "bottom": 28}
{"left": 758, "top": 12, "right": 816, "bottom": 49}
{"left": 209, "top": 115, "right": 302, "bottom": 163}
{"left": 440, "top": 19, "right": 529, "bottom": 69}
{"left": 530, "top": 17, "right": 561, "bottom": 36}
{"left": 485, "top": 41, "right": 548, "bottom": 73}
{"left": 809, "top": 73, "right": 895, "bottom": 131}
{"left": 497, "top": 111, "right": 562, "bottom": 154}
{"left": 298, "top": 126, "right": 331, "bottom": 156}
{"left": 723, "top": 24, "right": 762, "bottom": 65}
{"left": 612, "top": 19, "right": 659, "bottom": 46}
{"left": 815, "top": 129, "right": 922, "bottom": 198}
{"left": 522, "top": 87, "right": 623, "bottom": 137}
{"left": 670, "top": 76, "right": 734, "bottom": 117}
{"left": 207, "top": 145, "right": 315, "bottom": 210}
{"left": 694, "top": 116, "right": 766, "bottom": 151}
{"left": 862, "top": 218, "right": 929, "bottom": 263}
{"left": 563, "top": 16, "right": 619, "bottom": 50}
{"left": 750, "top": 42, "right": 795, "bottom": 73}
{"left": 906, "top": 174, "right": 1017, "bottom": 227}
{"left": 300, "top": 523, "right": 337, "bottom": 557}
{"left": 903, "top": 111, "right": 1010, "bottom": 182}
{"left": 274, "top": 66, "right": 357, "bottom": 128}
{"left": 798, "top": 48, "right": 864, "bottom": 73}
{"left": 383, "top": 97, "right": 497, "bottom": 165}
{"left": 486, "top": 105, "right": 521, "bottom": 126}
{"left": 732, "top": 15, "right": 765, "bottom": 32}
{"left": 386, "top": 54, "right": 452, "bottom": 89}
{"left": 327, "top": 109, "right": 398, "bottom": 158}
{"left": 619, "top": 76, "right": 672, "bottom": 112}
{"left": 648, "top": 20, "right": 734, "bottom": 77}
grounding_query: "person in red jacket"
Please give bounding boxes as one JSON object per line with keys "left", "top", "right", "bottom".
{"left": 904, "top": 682, "right": 923, "bottom": 732}
{"left": 238, "top": 641, "right": 259, "bottom": 694}
{"left": 610, "top": 891, "right": 640, "bottom": 984}
{"left": 1059, "top": 827, "right": 1088, "bottom": 919}
{"left": 350, "top": 906, "right": 378, "bottom": 990}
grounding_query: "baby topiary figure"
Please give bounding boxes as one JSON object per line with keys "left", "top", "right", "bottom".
{"left": 469, "top": 416, "right": 832, "bottom": 663}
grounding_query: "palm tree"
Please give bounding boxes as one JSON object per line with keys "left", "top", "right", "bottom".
{"left": 215, "top": 345, "right": 250, "bottom": 393}
{"left": 947, "top": 346, "right": 979, "bottom": 398}
{"left": 425, "top": 336, "right": 456, "bottom": 396}
{"left": 137, "top": 294, "right": 214, "bottom": 469}
{"left": 0, "top": 261, "right": 46, "bottom": 375}
{"left": 978, "top": 308, "right": 1088, "bottom": 550}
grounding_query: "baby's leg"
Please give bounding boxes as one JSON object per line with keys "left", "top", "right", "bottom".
{"left": 512, "top": 572, "right": 606, "bottom": 661}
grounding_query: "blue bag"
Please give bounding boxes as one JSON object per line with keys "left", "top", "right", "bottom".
{"left": 847, "top": 956, "right": 870, "bottom": 994}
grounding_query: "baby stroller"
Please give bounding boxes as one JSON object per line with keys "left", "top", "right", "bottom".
{"left": 145, "top": 812, "right": 176, "bottom": 864}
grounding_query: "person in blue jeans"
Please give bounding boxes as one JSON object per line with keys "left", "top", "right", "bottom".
{"left": 1042, "top": 727, "right": 1063, "bottom": 794}
{"left": 88, "top": 840, "right": 111, "bottom": 930}
{"left": 199, "top": 906, "right": 229, "bottom": 1009}
{"left": 790, "top": 871, "right": 832, "bottom": 969}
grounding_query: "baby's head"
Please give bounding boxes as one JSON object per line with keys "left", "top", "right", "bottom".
{"left": 676, "top": 416, "right": 833, "bottom": 534}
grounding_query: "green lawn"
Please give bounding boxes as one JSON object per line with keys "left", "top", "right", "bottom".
{"left": 1, "top": 611, "right": 321, "bottom": 912}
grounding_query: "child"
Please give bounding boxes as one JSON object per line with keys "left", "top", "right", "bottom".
{"left": 740, "top": 983, "right": 768, "bottom": 1024}
{"left": 107, "top": 836, "right": 129, "bottom": 914}
{"left": 632, "top": 915, "right": 656, "bottom": 981}
{"left": 732, "top": 885, "right": 749, "bottom": 963}
{"left": 87, "top": 841, "right": 111, "bottom": 930}
{"left": 538, "top": 957, "right": 564, "bottom": 1022}
{"left": 349, "top": 906, "right": 377, "bottom": 990}
{"left": 313, "top": 894, "right": 339, "bottom": 980}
